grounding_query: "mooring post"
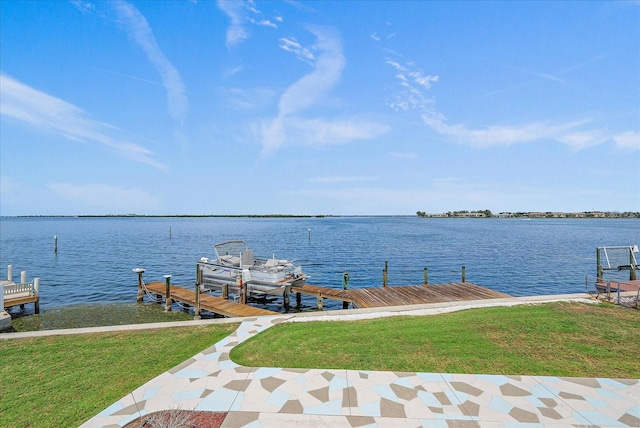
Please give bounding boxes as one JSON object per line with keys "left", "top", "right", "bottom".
{"left": 461, "top": 266, "right": 466, "bottom": 283}
{"left": 238, "top": 273, "right": 246, "bottom": 305}
{"left": 296, "top": 292, "right": 301, "bottom": 307}
{"left": 34, "top": 278, "right": 40, "bottom": 314}
{"left": 424, "top": 267, "right": 428, "bottom": 285}
{"left": 383, "top": 261, "right": 388, "bottom": 287}
{"left": 283, "top": 288, "right": 290, "bottom": 308}
{"left": 7, "top": 264, "right": 12, "bottom": 283}
{"left": 194, "top": 281, "right": 201, "bottom": 320}
{"left": 164, "top": 275, "right": 172, "bottom": 312}
{"left": 54, "top": 235, "right": 58, "bottom": 254}
{"left": 20, "top": 271, "right": 26, "bottom": 284}
{"left": 133, "top": 268, "right": 145, "bottom": 303}
{"left": 317, "top": 292, "right": 323, "bottom": 310}
{"left": 630, "top": 250, "right": 637, "bottom": 281}
{"left": 342, "top": 271, "right": 350, "bottom": 290}
{"left": 596, "top": 248, "right": 603, "bottom": 281}
{"left": 308, "top": 228, "right": 311, "bottom": 241}
{"left": 222, "top": 283, "right": 229, "bottom": 299}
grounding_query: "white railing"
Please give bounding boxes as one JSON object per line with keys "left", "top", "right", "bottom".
{"left": 3, "top": 281, "right": 36, "bottom": 296}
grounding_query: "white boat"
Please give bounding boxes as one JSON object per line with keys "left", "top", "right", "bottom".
{"left": 197, "top": 240, "right": 307, "bottom": 298}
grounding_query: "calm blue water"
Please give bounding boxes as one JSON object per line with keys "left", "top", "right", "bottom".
{"left": 1, "top": 217, "right": 638, "bottom": 313}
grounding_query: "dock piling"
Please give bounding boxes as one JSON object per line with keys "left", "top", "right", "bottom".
{"left": 383, "top": 261, "right": 388, "bottom": 287}
{"left": 164, "top": 275, "right": 172, "bottom": 312}
{"left": 7, "top": 265, "right": 12, "bottom": 283}
{"left": 424, "top": 267, "right": 428, "bottom": 285}
{"left": 133, "top": 268, "right": 145, "bottom": 303}
{"left": 222, "top": 283, "right": 229, "bottom": 299}
{"left": 34, "top": 278, "right": 40, "bottom": 314}
{"left": 54, "top": 235, "right": 58, "bottom": 254}
{"left": 462, "top": 266, "right": 466, "bottom": 283}
{"left": 194, "top": 281, "right": 201, "bottom": 320}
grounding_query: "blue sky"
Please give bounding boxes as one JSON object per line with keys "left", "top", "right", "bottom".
{"left": 1, "top": 0, "right": 638, "bottom": 216}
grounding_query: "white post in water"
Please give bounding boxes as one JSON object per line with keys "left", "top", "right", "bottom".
{"left": 7, "top": 265, "right": 12, "bottom": 283}
{"left": 21, "top": 271, "right": 27, "bottom": 284}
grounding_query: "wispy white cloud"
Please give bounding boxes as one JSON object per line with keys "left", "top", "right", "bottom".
{"left": 47, "top": 182, "right": 159, "bottom": 213}
{"left": 0, "top": 73, "right": 167, "bottom": 169}
{"left": 613, "top": 131, "right": 640, "bottom": 150}
{"left": 260, "top": 26, "right": 389, "bottom": 154}
{"left": 114, "top": 1, "right": 187, "bottom": 123}
{"left": 385, "top": 55, "right": 638, "bottom": 151}
{"left": 279, "top": 37, "right": 315, "bottom": 64}
{"left": 217, "top": 0, "right": 277, "bottom": 48}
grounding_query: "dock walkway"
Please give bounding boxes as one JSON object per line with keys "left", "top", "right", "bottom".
{"left": 144, "top": 281, "right": 278, "bottom": 318}
{"left": 348, "top": 282, "right": 511, "bottom": 308}
{"left": 145, "top": 280, "right": 512, "bottom": 318}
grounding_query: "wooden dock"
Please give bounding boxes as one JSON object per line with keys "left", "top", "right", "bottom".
{"left": 294, "top": 283, "right": 352, "bottom": 302}
{"left": 347, "top": 282, "right": 511, "bottom": 308}
{"left": 144, "top": 281, "right": 278, "bottom": 318}
{"left": 142, "top": 279, "right": 511, "bottom": 318}
{"left": 293, "top": 281, "right": 510, "bottom": 309}
{"left": 2, "top": 279, "right": 40, "bottom": 314}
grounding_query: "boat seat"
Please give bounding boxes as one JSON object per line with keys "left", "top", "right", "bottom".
{"left": 265, "top": 259, "right": 279, "bottom": 268}
{"left": 241, "top": 249, "right": 255, "bottom": 267}
{"left": 220, "top": 255, "right": 240, "bottom": 267}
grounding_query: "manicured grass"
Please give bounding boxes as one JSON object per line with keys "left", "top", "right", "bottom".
{"left": 0, "top": 323, "right": 239, "bottom": 428}
{"left": 230, "top": 302, "right": 640, "bottom": 378}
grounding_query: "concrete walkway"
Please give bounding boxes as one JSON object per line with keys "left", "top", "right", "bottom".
{"left": 70, "top": 295, "right": 639, "bottom": 427}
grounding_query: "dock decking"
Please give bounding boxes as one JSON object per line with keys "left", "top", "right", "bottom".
{"left": 144, "top": 281, "right": 278, "bottom": 318}
{"left": 347, "top": 282, "right": 511, "bottom": 308}
{"left": 143, "top": 280, "right": 511, "bottom": 317}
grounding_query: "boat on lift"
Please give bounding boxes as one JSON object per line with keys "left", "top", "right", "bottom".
{"left": 197, "top": 240, "right": 307, "bottom": 298}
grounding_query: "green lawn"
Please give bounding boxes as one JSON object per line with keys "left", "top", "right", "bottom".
{"left": 2, "top": 301, "right": 638, "bottom": 428}
{"left": 0, "top": 323, "right": 239, "bottom": 428}
{"left": 231, "top": 302, "right": 640, "bottom": 377}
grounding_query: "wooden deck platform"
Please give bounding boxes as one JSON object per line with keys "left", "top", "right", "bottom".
{"left": 594, "top": 279, "right": 640, "bottom": 293}
{"left": 293, "top": 283, "right": 353, "bottom": 302}
{"left": 347, "top": 282, "right": 511, "bottom": 308}
{"left": 2, "top": 280, "right": 40, "bottom": 313}
{"left": 143, "top": 280, "right": 511, "bottom": 317}
{"left": 144, "top": 281, "right": 278, "bottom": 318}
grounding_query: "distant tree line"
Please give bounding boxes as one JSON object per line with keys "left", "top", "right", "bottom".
{"left": 416, "top": 210, "right": 640, "bottom": 218}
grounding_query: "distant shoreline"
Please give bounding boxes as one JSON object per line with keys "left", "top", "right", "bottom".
{"left": 1, "top": 213, "right": 638, "bottom": 219}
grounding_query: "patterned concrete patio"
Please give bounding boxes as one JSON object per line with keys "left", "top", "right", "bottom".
{"left": 81, "top": 301, "right": 639, "bottom": 428}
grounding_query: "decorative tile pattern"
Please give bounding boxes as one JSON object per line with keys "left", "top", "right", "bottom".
{"left": 81, "top": 315, "right": 640, "bottom": 427}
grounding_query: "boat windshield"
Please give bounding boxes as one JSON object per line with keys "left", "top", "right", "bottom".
{"left": 214, "top": 240, "right": 248, "bottom": 259}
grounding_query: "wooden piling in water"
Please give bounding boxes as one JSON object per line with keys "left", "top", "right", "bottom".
{"left": 423, "top": 267, "right": 428, "bottom": 285}
{"left": 164, "top": 275, "right": 172, "bottom": 312}
{"left": 194, "top": 281, "right": 201, "bottom": 320}
{"left": 134, "top": 268, "right": 145, "bottom": 303}
{"left": 222, "top": 283, "right": 229, "bottom": 299}
{"left": 383, "top": 261, "right": 388, "bottom": 287}
{"left": 34, "top": 278, "right": 40, "bottom": 314}
{"left": 462, "top": 265, "right": 466, "bottom": 283}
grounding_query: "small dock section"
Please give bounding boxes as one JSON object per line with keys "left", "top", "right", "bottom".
{"left": 348, "top": 282, "right": 511, "bottom": 308}
{"left": 294, "top": 283, "right": 352, "bottom": 302}
{"left": 292, "top": 282, "right": 510, "bottom": 309}
{"left": 144, "top": 281, "right": 278, "bottom": 318}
